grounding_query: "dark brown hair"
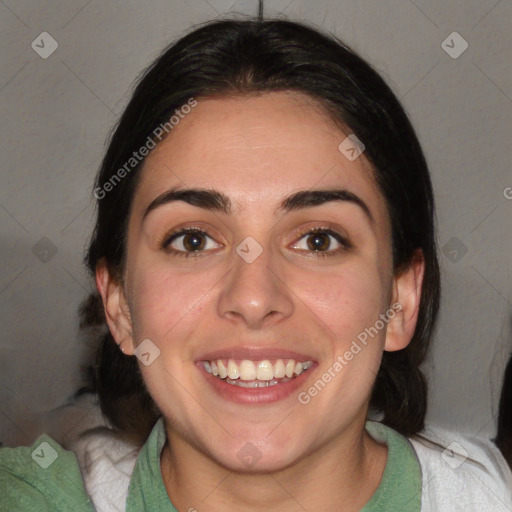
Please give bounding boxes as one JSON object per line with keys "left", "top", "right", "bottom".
{"left": 496, "top": 353, "right": 512, "bottom": 467}
{"left": 81, "top": 17, "right": 440, "bottom": 445}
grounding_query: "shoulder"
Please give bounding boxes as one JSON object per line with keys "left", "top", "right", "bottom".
{"left": 71, "top": 425, "right": 141, "bottom": 511}
{"left": 0, "top": 434, "right": 94, "bottom": 511}
{"left": 408, "top": 424, "right": 512, "bottom": 512}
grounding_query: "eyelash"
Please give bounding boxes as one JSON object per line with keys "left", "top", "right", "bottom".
{"left": 160, "top": 226, "right": 216, "bottom": 258}
{"left": 160, "top": 226, "right": 351, "bottom": 258}
{"left": 293, "top": 226, "right": 352, "bottom": 257}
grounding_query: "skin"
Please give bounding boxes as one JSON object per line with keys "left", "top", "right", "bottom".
{"left": 97, "top": 91, "right": 424, "bottom": 511}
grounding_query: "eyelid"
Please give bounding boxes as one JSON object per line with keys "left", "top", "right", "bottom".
{"left": 290, "top": 225, "right": 353, "bottom": 253}
{"left": 158, "top": 223, "right": 351, "bottom": 257}
{"left": 296, "top": 225, "right": 351, "bottom": 243}
{"left": 159, "top": 224, "right": 223, "bottom": 252}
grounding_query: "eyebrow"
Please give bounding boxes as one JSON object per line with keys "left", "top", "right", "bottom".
{"left": 143, "top": 187, "right": 373, "bottom": 222}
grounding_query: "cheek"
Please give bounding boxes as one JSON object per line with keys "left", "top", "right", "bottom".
{"left": 293, "top": 264, "right": 391, "bottom": 413}
{"left": 126, "top": 260, "right": 219, "bottom": 343}
{"left": 292, "top": 263, "right": 389, "bottom": 350}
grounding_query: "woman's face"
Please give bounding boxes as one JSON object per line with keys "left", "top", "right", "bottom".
{"left": 106, "top": 91, "right": 417, "bottom": 471}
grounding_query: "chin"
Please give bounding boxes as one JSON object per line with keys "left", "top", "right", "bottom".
{"left": 203, "top": 435, "right": 306, "bottom": 474}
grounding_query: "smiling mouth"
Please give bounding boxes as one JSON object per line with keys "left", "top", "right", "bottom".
{"left": 202, "top": 358, "right": 314, "bottom": 388}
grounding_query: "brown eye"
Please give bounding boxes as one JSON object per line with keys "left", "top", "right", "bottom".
{"left": 182, "top": 232, "right": 206, "bottom": 251}
{"left": 306, "top": 233, "right": 331, "bottom": 251}
{"left": 292, "top": 228, "right": 350, "bottom": 255}
{"left": 166, "top": 229, "right": 220, "bottom": 254}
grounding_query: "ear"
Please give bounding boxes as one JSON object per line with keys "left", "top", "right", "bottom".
{"left": 95, "top": 262, "right": 135, "bottom": 355}
{"left": 384, "top": 249, "right": 425, "bottom": 352}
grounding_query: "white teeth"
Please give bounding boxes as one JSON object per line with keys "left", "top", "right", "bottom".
{"left": 239, "top": 360, "right": 257, "bottom": 381}
{"left": 227, "top": 360, "right": 239, "bottom": 380}
{"left": 302, "top": 361, "right": 313, "bottom": 371}
{"left": 203, "top": 358, "right": 314, "bottom": 383}
{"left": 285, "top": 360, "right": 295, "bottom": 378}
{"left": 217, "top": 360, "right": 228, "bottom": 379}
{"left": 225, "top": 377, "right": 293, "bottom": 388}
{"left": 273, "top": 359, "right": 286, "bottom": 378}
{"left": 256, "top": 360, "right": 274, "bottom": 381}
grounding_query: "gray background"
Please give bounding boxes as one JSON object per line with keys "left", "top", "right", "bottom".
{"left": 1, "top": 0, "right": 511, "bottom": 447}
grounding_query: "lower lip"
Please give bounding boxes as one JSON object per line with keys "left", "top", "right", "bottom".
{"left": 198, "top": 364, "right": 316, "bottom": 404}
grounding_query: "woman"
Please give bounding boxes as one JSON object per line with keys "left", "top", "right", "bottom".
{"left": 1, "top": 17, "right": 511, "bottom": 512}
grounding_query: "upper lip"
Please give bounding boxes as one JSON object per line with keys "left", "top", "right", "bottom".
{"left": 197, "top": 346, "right": 317, "bottom": 362}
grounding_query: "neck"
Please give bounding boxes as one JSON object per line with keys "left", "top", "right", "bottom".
{"left": 160, "top": 418, "right": 388, "bottom": 512}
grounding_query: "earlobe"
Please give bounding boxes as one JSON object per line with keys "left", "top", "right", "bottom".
{"left": 384, "top": 250, "right": 425, "bottom": 352}
{"left": 95, "top": 262, "right": 135, "bottom": 356}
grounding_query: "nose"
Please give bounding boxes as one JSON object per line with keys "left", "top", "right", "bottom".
{"left": 217, "top": 245, "right": 294, "bottom": 329}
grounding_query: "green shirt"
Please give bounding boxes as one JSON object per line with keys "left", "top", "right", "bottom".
{"left": 0, "top": 435, "right": 95, "bottom": 511}
{"left": 0, "top": 420, "right": 421, "bottom": 511}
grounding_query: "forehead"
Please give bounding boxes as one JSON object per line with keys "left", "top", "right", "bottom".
{"left": 133, "top": 91, "right": 386, "bottom": 221}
